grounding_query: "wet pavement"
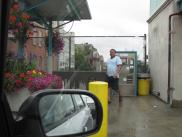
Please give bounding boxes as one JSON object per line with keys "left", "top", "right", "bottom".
{"left": 108, "top": 95, "right": 182, "bottom": 137}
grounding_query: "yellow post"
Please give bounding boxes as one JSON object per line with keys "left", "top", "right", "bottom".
{"left": 89, "top": 81, "right": 108, "bottom": 137}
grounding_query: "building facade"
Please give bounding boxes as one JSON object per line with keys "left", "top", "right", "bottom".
{"left": 58, "top": 30, "right": 75, "bottom": 71}
{"left": 148, "top": 0, "right": 182, "bottom": 106}
{"left": 7, "top": 22, "right": 59, "bottom": 72}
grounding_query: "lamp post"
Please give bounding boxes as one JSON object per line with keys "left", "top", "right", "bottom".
{"left": 69, "top": 36, "right": 71, "bottom": 71}
{"left": 47, "top": 21, "right": 53, "bottom": 74}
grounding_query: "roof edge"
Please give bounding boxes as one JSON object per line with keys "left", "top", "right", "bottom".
{"left": 85, "top": 0, "right": 92, "bottom": 19}
{"left": 147, "top": 0, "right": 173, "bottom": 23}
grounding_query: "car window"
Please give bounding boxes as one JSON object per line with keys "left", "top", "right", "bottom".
{"left": 4, "top": 0, "right": 182, "bottom": 137}
{"left": 39, "top": 94, "right": 76, "bottom": 132}
{"left": 74, "top": 95, "right": 85, "bottom": 110}
{"left": 4, "top": 1, "right": 178, "bottom": 137}
{"left": 4, "top": 1, "right": 146, "bottom": 112}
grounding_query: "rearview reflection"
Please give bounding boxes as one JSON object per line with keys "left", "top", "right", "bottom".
{"left": 39, "top": 93, "right": 97, "bottom": 136}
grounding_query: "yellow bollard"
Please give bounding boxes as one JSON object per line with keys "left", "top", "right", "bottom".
{"left": 89, "top": 81, "right": 108, "bottom": 137}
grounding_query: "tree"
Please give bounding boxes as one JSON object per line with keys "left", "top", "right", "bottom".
{"left": 75, "top": 44, "right": 96, "bottom": 71}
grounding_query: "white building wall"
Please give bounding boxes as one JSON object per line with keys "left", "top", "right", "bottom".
{"left": 148, "top": 2, "right": 174, "bottom": 102}
{"left": 171, "top": 14, "right": 182, "bottom": 101}
{"left": 148, "top": 0, "right": 182, "bottom": 105}
{"left": 58, "top": 30, "right": 75, "bottom": 70}
{"left": 70, "top": 32, "right": 75, "bottom": 69}
{"left": 59, "top": 37, "right": 69, "bottom": 70}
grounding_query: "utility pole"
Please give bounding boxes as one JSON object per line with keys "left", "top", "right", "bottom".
{"left": 69, "top": 36, "right": 71, "bottom": 70}
{"left": 47, "top": 21, "right": 53, "bottom": 74}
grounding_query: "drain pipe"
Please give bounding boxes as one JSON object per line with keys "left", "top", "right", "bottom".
{"left": 168, "top": 12, "right": 182, "bottom": 103}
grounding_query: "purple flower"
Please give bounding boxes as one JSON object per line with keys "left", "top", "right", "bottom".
{"left": 27, "top": 74, "right": 62, "bottom": 92}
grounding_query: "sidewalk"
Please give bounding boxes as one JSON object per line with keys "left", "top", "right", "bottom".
{"left": 108, "top": 95, "right": 182, "bottom": 137}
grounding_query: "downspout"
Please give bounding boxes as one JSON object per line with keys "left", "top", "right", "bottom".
{"left": 143, "top": 34, "right": 147, "bottom": 72}
{"left": 168, "top": 12, "right": 182, "bottom": 103}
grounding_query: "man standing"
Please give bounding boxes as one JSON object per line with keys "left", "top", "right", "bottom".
{"left": 106, "top": 49, "right": 122, "bottom": 103}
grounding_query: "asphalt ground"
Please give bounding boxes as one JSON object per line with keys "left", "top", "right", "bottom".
{"left": 108, "top": 95, "right": 182, "bottom": 137}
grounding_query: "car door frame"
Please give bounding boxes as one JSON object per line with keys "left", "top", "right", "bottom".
{"left": 71, "top": 94, "right": 92, "bottom": 129}
{"left": 72, "top": 94, "right": 86, "bottom": 111}
{"left": 0, "top": 1, "right": 16, "bottom": 137}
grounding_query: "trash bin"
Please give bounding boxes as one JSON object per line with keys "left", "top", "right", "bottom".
{"left": 138, "top": 73, "right": 150, "bottom": 96}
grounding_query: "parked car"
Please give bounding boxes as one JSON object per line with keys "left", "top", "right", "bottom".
{"left": 82, "top": 95, "right": 97, "bottom": 122}
{"left": 1, "top": 89, "right": 103, "bottom": 137}
{"left": 14, "top": 89, "right": 103, "bottom": 137}
{"left": 39, "top": 93, "right": 94, "bottom": 136}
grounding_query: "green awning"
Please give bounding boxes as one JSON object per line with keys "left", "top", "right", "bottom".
{"left": 178, "top": 0, "right": 182, "bottom": 12}
{"left": 21, "top": 0, "right": 91, "bottom": 21}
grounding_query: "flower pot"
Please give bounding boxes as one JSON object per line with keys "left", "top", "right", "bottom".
{"left": 5, "top": 88, "right": 31, "bottom": 111}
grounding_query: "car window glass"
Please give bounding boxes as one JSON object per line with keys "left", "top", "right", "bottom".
{"left": 39, "top": 94, "right": 75, "bottom": 132}
{"left": 63, "top": 94, "right": 75, "bottom": 114}
{"left": 74, "top": 95, "right": 85, "bottom": 109}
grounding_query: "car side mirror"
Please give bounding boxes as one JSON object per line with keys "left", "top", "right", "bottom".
{"left": 15, "top": 89, "right": 103, "bottom": 137}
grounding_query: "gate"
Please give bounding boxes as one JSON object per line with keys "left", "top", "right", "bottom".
{"left": 116, "top": 51, "right": 138, "bottom": 96}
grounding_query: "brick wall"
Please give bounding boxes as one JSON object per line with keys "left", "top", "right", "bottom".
{"left": 6, "top": 28, "right": 58, "bottom": 71}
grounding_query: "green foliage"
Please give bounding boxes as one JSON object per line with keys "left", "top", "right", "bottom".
{"left": 5, "top": 58, "right": 36, "bottom": 74}
{"left": 75, "top": 45, "right": 94, "bottom": 71}
{"left": 3, "top": 59, "right": 36, "bottom": 92}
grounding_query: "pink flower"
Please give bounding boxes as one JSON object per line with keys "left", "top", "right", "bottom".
{"left": 28, "top": 77, "right": 33, "bottom": 81}
{"left": 19, "top": 73, "right": 25, "bottom": 78}
{"left": 15, "top": 80, "right": 21, "bottom": 84}
{"left": 27, "top": 73, "right": 62, "bottom": 92}
{"left": 17, "top": 22, "right": 23, "bottom": 28}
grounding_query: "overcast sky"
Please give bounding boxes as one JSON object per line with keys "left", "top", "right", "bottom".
{"left": 65, "top": 0, "right": 150, "bottom": 61}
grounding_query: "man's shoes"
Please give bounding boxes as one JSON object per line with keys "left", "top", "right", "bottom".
{"left": 119, "top": 96, "right": 122, "bottom": 102}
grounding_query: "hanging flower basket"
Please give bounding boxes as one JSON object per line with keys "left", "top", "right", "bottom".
{"left": 46, "top": 32, "right": 64, "bottom": 54}
{"left": 9, "top": 2, "right": 32, "bottom": 40}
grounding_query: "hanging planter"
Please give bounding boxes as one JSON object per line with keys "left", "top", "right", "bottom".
{"left": 9, "top": 2, "right": 32, "bottom": 39}
{"left": 6, "top": 87, "right": 31, "bottom": 111}
{"left": 46, "top": 31, "right": 64, "bottom": 54}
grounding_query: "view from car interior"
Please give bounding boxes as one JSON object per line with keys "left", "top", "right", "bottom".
{"left": 3, "top": 0, "right": 182, "bottom": 137}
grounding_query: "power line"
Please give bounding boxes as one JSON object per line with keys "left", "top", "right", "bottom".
{"left": 60, "top": 35, "right": 145, "bottom": 38}
{"left": 59, "top": 21, "right": 74, "bottom": 35}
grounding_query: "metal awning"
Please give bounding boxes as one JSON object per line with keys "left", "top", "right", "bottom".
{"left": 178, "top": 0, "right": 182, "bottom": 12}
{"left": 21, "top": 0, "right": 92, "bottom": 21}
{"left": 19, "top": 0, "right": 92, "bottom": 73}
